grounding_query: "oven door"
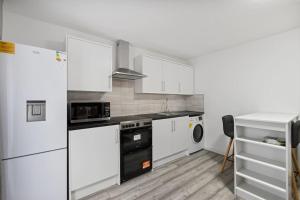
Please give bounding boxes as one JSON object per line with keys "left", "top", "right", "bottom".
{"left": 120, "top": 126, "right": 152, "bottom": 153}
{"left": 120, "top": 126, "right": 152, "bottom": 183}
{"left": 121, "top": 147, "right": 152, "bottom": 183}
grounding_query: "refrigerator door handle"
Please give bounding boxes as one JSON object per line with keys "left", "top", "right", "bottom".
{"left": 115, "top": 128, "right": 119, "bottom": 143}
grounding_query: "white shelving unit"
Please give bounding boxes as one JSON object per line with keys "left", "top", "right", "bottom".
{"left": 236, "top": 152, "right": 286, "bottom": 171}
{"left": 236, "top": 181, "right": 285, "bottom": 200}
{"left": 234, "top": 113, "right": 298, "bottom": 200}
{"left": 236, "top": 136, "right": 286, "bottom": 150}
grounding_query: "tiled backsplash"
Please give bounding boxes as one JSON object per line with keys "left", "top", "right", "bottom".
{"left": 185, "top": 95, "right": 204, "bottom": 113}
{"left": 68, "top": 80, "right": 204, "bottom": 117}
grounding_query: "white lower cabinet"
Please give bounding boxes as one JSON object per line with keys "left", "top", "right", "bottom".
{"left": 153, "top": 117, "right": 189, "bottom": 163}
{"left": 69, "top": 125, "right": 119, "bottom": 199}
{"left": 153, "top": 118, "right": 172, "bottom": 161}
{"left": 171, "top": 117, "right": 189, "bottom": 154}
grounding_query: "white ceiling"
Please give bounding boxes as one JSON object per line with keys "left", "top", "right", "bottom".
{"left": 4, "top": 0, "right": 300, "bottom": 59}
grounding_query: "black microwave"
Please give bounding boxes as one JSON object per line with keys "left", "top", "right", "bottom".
{"left": 68, "top": 101, "right": 110, "bottom": 123}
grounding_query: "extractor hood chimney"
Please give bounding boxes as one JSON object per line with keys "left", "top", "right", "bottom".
{"left": 112, "top": 40, "right": 146, "bottom": 80}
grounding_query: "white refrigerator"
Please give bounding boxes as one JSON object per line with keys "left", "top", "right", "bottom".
{"left": 0, "top": 43, "right": 67, "bottom": 200}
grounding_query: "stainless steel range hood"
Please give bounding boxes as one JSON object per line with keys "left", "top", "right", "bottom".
{"left": 112, "top": 40, "right": 146, "bottom": 80}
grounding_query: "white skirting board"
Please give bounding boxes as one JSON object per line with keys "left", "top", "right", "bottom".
{"left": 153, "top": 150, "right": 188, "bottom": 169}
{"left": 70, "top": 175, "right": 119, "bottom": 200}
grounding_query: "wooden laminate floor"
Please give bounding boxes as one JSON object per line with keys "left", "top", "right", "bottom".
{"left": 82, "top": 150, "right": 234, "bottom": 200}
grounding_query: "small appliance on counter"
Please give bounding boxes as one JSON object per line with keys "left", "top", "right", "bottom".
{"left": 68, "top": 101, "right": 110, "bottom": 123}
{"left": 119, "top": 117, "right": 153, "bottom": 183}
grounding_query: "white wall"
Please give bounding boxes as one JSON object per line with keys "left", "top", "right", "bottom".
{"left": 0, "top": 1, "right": 4, "bottom": 195}
{"left": 2, "top": 11, "right": 114, "bottom": 52}
{"left": 0, "top": 0, "right": 3, "bottom": 39}
{"left": 2, "top": 10, "right": 188, "bottom": 69}
{"left": 191, "top": 28, "right": 300, "bottom": 154}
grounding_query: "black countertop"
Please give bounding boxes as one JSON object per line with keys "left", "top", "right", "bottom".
{"left": 139, "top": 111, "right": 204, "bottom": 120}
{"left": 68, "top": 120, "right": 120, "bottom": 131}
{"left": 68, "top": 111, "right": 204, "bottom": 131}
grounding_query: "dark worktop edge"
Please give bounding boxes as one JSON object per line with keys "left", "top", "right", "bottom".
{"left": 68, "top": 111, "right": 204, "bottom": 131}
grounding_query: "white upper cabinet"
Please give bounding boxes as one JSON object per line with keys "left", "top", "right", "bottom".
{"left": 178, "top": 65, "right": 194, "bottom": 95}
{"left": 135, "top": 55, "right": 194, "bottom": 95}
{"left": 135, "top": 56, "right": 164, "bottom": 93}
{"left": 67, "top": 36, "right": 112, "bottom": 92}
{"left": 162, "top": 61, "right": 180, "bottom": 94}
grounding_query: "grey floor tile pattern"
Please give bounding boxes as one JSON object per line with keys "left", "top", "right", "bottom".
{"left": 82, "top": 150, "right": 234, "bottom": 200}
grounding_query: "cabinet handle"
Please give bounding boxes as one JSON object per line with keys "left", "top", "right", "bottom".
{"left": 174, "top": 120, "right": 175, "bottom": 132}
{"left": 171, "top": 120, "right": 173, "bottom": 132}
{"left": 173, "top": 120, "right": 175, "bottom": 132}
{"left": 161, "top": 81, "right": 164, "bottom": 91}
{"left": 172, "top": 120, "right": 175, "bottom": 132}
{"left": 164, "top": 81, "right": 166, "bottom": 91}
{"left": 174, "top": 121, "right": 176, "bottom": 132}
{"left": 108, "top": 77, "right": 111, "bottom": 89}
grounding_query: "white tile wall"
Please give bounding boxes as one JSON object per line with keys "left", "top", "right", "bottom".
{"left": 186, "top": 95, "right": 204, "bottom": 112}
{"left": 68, "top": 80, "right": 204, "bottom": 117}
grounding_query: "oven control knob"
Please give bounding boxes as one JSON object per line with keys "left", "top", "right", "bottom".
{"left": 136, "top": 123, "right": 140, "bottom": 127}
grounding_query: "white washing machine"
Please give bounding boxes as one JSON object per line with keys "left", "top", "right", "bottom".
{"left": 188, "top": 115, "right": 204, "bottom": 154}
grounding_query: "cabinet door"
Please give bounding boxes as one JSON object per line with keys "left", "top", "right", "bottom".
{"left": 135, "top": 56, "right": 164, "bottom": 94}
{"left": 162, "top": 61, "right": 180, "bottom": 94}
{"left": 67, "top": 36, "right": 112, "bottom": 92}
{"left": 153, "top": 118, "right": 172, "bottom": 161}
{"left": 170, "top": 117, "right": 189, "bottom": 155}
{"left": 69, "top": 125, "right": 119, "bottom": 191}
{"left": 179, "top": 65, "right": 194, "bottom": 95}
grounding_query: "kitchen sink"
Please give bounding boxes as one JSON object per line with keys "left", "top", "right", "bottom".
{"left": 157, "top": 112, "right": 179, "bottom": 116}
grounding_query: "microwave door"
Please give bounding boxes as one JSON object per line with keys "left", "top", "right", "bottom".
{"left": 69, "top": 102, "right": 110, "bottom": 123}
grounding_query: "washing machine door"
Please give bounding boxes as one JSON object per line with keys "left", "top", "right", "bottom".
{"left": 193, "top": 124, "right": 203, "bottom": 143}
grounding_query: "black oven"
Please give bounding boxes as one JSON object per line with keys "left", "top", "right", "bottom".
{"left": 68, "top": 101, "right": 110, "bottom": 123}
{"left": 120, "top": 119, "right": 152, "bottom": 183}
